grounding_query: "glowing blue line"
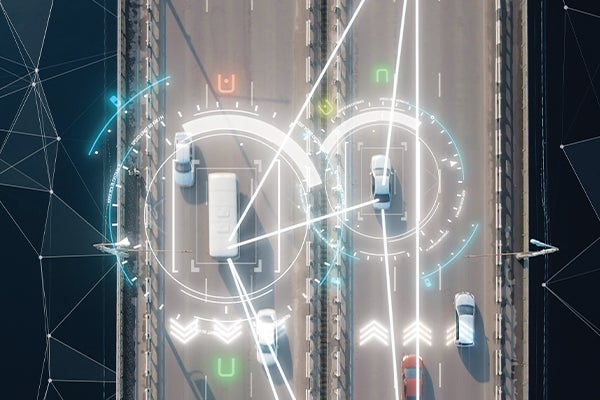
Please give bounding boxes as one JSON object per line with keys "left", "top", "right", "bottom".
{"left": 106, "top": 145, "right": 136, "bottom": 285}
{"left": 420, "top": 223, "right": 479, "bottom": 280}
{"left": 319, "top": 253, "right": 339, "bottom": 286}
{"left": 88, "top": 76, "right": 170, "bottom": 155}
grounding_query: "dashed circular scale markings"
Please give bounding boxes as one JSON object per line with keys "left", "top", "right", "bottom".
{"left": 140, "top": 108, "right": 316, "bottom": 315}
{"left": 322, "top": 99, "right": 473, "bottom": 277}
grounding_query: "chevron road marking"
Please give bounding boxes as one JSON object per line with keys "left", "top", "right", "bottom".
{"left": 402, "top": 320, "right": 432, "bottom": 346}
{"left": 359, "top": 320, "right": 389, "bottom": 346}
{"left": 170, "top": 318, "right": 200, "bottom": 344}
{"left": 211, "top": 320, "right": 243, "bottom": 344}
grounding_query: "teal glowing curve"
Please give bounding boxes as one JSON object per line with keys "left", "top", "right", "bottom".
{"left": 421, "top": 223, "right": 479, "bottom": 280}
{"left": 88, "top": 76, "right": 171, "bottom": 155}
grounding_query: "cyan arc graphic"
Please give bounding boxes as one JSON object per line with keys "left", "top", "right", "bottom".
{"left": 182, "top": 113, "right": 321, "bottom": 188}
{"left": 88, "top": 76, "right": 170, "bottom": 155}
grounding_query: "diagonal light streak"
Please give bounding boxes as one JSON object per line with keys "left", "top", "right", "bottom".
{"left": 90, "top": 0, "right": 117, "bottom": 18}
{"left": 50, "top": 336, "right": 117, "bottom": 373}
{"left": 227, "top": 258, "right": 297, "bottom": 400}
{"left": 50, "top": 263, "right": 116, "bottom": 335}
{"left": 547, "top": 236, "right": 600, "bottom": 283}
{"left": 228, "top": 0, "right": 369, "bottom": 242}
{"left": 379, "top": 1, "right": 409, "bottom": 398}
{"left": 87, "top": 75, "right": 170, "bottom": 155}
{"left": 382, "top": 0, "right": 409, "bottom": 187}
{"left": 0, "top": 83, "right": 34, "bottom": 155}
{"left": 544, "top": 284, "right": 600, "bottom": 336}
{"left": 36, "top": 0, "right": 54, "bottom": 67}
{"left": 415, "top": 1, "right": 422, "bottom": 399}
{"left": 0, "top": 1, "right": 36, "bottom": 70}
{"left": 229, "top": 199, "right": 377, "bottom": 249}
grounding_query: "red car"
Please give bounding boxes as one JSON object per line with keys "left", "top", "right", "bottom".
{"left": 401, "top": 354, "right": 424, "bottom": 400}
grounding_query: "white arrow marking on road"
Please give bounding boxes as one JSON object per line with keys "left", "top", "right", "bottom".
{"left": 402, "top": 320, "right": 432, "bottom": 346}
{"left": 359, "top": 320, "right": 389, "bottom": 346}
{"left": 170, "top": 318, "right": 200, "bottom": 344}
{"left": 449, "top": 160, "right": 458, "bottom": 167}
{"left": 211, "top": 320, "right": 243, "bottom": 344}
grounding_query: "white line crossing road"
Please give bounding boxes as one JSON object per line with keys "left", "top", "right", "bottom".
{"left": 359, "top": 320, "right": 389, "bottom": 346}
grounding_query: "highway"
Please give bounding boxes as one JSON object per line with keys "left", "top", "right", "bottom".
{"left": 345, "top": 1, "right": 494, "bottom": 399}
{"left": 142, "top": 0, "right": 500, "bottom": 399}
{"left": 155, "top": 0, "right": 314, "bottom": 398}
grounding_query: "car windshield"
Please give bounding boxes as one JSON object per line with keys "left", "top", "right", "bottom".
{"left": 373, "top": 167, "right": 390, "bottom": 177}
{"left": 260, "top": 344, "right": 271, "bottom": 353}
{"left": 458, "top": 304, "right": 474, "bottom": 315}
{"left": 175, "top": 161, "right": 191, "bottom": 173}
{"left": 259, "top": 315, "right": 272, "bottom": 323}
{"left": 375, "top": 193, "right": 390, "bottom": 203}
{"left": 405, "top": 367, "right": 418, "bottom": 379}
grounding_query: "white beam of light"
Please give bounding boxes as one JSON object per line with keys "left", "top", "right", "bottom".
{"left": 227, "top": 259, "right": 296, "bottom": 400}
{"left": 415, "top": 0, "right": 421, "bottom": 399}
{"left": 381, "top": 210, "right": 400, "bottom": 400}
{"left": 382, "top": 0, "right": 409, "bottom": 188}
{"left": 228, "top": 0, "right": 369, "bottom": 242}
{"left": 381, "top": 1, "right": 409, "bottom": 399}
{"left": 226, "top": 258, "right": 279, "bottom": 400}
{"left": 228, "top": 199, "right": 378, "bottom": 250}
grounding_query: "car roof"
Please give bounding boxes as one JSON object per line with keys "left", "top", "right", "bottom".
{"left": 455, "top": 291, "right": 475, "bottom": 307}
{"left": 257, "top": 309, "right": 276, "bottom": 345}
{"left": 371, "top": 154, "right": 390, "bottom": 171}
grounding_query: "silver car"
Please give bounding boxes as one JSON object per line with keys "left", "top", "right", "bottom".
{"left": 370, "top": 154, "right": 393, "bottom": 210}
{"left": 173, "top": 132, "right": 194, "bottom": 187}
{"left": 256, "top": 309, "right": 278, "bottom": 366}
{"left": 454, "top": 291, "right": 475, "bottom": 347}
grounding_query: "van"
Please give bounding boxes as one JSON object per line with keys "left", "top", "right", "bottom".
{"left": 208, "top": 173, "right": 239, "bottom": 259}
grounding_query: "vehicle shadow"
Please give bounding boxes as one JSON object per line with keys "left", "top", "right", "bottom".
{"left": 216, "top": 192, "right": 273, "bottom": 305}
{"left": 457, "top": 303, "right": 490, "bottom": 382}
{"left": 373, "top": 173, "right": 407, "bottom": 235}
{"left": 422, "top": 365, "right": 437, "bottom": 400}
{"left": 190, "top": 370, "right": 215, "bottom": 400}
{"left": 270, "top": 331, "right": 294, "bottom": 385}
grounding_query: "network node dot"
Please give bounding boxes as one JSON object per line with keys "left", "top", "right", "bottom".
{"left": 39, "top": 255, "right": 43, "bottom": 260}
{"left": 564, "top": 5, "right": 568, "bottom": 10}
{"left": 49, "top": 189, "right": 54, "bottom": 194}
{"left": 32, "top": 82, "right": 36, "bottom": 87}
{"left": 541, "top": 282, "right": 546, "bottom": 287}
{"left": 56, "top": 136, "right": 61, "bottom": 141}
{"left": 35, "top": 68, "right": 39, "bottom": 73}
{"left": 559, "top": 144, "right": 564, "bottom": 149}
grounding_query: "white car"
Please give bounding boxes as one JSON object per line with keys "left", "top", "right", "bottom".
{"left": 370, "top": 154, "right": 392, "bottom": 210}
{"left": 256, "top": 308, "right": 278, "bottom": 366}
{"left": 454, "top": 291, "right": 475, "bottom": 347}
{"left": 174, "top": 132, "right": 194, "bottom": 187}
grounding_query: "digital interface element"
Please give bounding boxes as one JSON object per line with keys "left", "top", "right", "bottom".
{"left": 217, "top": 73, "right": 236, "bottom": 93}
{"left": 374, "top": 66, "right": 390, "bottom": 83}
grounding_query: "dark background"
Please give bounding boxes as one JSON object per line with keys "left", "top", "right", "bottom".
{"left": 0, "top": 0, "right": 598, "bottom": 399}
{"left": 528, "top": 1, "right": 600, "bottom": 399}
